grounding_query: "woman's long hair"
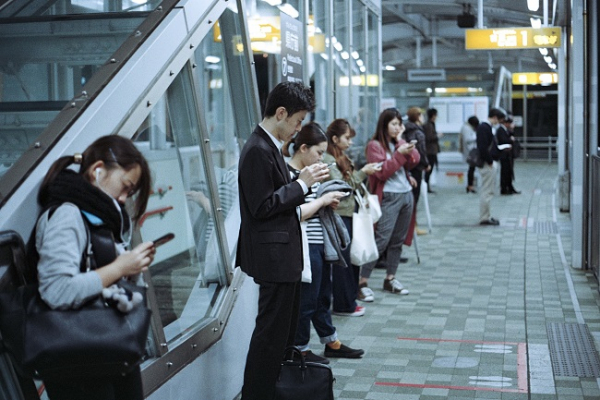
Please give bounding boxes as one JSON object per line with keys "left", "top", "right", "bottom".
{"left": 326, "top": 118, "right": 354, "bottom": 179}
{"left": 371, "top": 108, "right": 403, "bottom": 154}
{"left": 38, "top": 135, "right": 151, "bottom": 222}
{"left": 282, "top": 122, "right": 327, "bottom": 158}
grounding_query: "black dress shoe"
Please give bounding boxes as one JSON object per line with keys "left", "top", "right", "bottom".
{"left": 500, "top": 190, "right": 512, "bottom": 195}
{"left": 427, "top": 189, "right": 436, "bottom": 194}
{"left": 324, "top": 343, "right": 364, "bottom": 359}
{"left": 510, "top": 188, "right": 521, "bottom": 194}
{"left": 480, "top": 218, "right": 500, "bottom": 226}
{"left": 399, "top": 257, "right": 409, "bottom": 263}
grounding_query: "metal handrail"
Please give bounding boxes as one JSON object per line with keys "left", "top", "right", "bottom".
{"left": 518, "top": 136, "right": 557, "bottom": 162}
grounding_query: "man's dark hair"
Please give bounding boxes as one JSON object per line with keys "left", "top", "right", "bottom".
{"left": 263, "top": 81, "right": 316, "bottom": 118}
{"left": 426, "top": 108, "right": 438, "bottom": 119}
{"left": 488, "top": 108, "right": 506, "bottom": 120}
{"left": 467, "top": 116, "right": 480, "bottom": 129}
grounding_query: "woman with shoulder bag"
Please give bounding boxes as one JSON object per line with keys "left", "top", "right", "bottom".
{"left": 35, "top": 135, "right": 154, "bottom": 400}
{"left": 359, "top": 108, "right": 420, "bottom": 299}
{"left": 284, "top": 122, "right": 364, "bottom": 363}
{"left": 323, "top": 119, "right": 381, "bottom": 309}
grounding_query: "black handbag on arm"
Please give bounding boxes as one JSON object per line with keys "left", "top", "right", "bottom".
{"left": 0, "top": 209, "right": 151, "bottom": 381}
{"left": 274, "top": 346, "right": 335, "bottom": 400}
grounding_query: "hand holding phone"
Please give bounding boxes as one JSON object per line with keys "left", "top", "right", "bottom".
{"left": 152, "top": 233, "right": 175, "bottom": 248}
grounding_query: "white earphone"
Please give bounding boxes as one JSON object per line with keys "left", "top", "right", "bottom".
{"left": 95, "top": 167, "right": 101, "bottom": 178}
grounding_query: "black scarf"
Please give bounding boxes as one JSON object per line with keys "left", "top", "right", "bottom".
{"left": 40, "top": 169, "right": 131, "bottom": 243}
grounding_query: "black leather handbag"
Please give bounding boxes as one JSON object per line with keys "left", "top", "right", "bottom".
{"left": 0, "top": 219, "right": 152, "bottom": 381}
{"left": 274, "top": 346, "right": 335, "bottom": 400}
{"left": 0, "top": 280, "right": 150, "bottom": 380}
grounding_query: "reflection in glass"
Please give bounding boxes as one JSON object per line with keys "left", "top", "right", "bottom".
{"left": 0, "top": 6, "right": 148, "bottom": 178}
{"left": 132, "top": 65, "right": 224, "bottom": 342}
{"left": 194, "top": 10, "right": 243, "bottom": 274}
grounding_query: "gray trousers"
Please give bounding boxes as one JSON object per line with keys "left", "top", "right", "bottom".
{"left": 478, "top": 162, "right": 497, "bottom": 222}
{"left": 360, "top": 191, "right": 413, "bottom": 279}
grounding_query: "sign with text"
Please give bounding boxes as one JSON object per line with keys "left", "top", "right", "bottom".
{"left": 429, "top": 96, "right": 489, "bottom": 134}
{"left": 512, "top": 72, "right": 558, "bottom": 85}
{"left": 280, "top": 12, "right": 303, "bottom": 83}
{"left": 465, "top": 27, "right": 561, "bottom": 50}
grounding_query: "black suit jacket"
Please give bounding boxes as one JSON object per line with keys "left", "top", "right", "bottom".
{"left": 236, "top": 126, "right": 305, "bottom": 282}
{"left": 476, "top": 121, "right": 498, "bottom": 165}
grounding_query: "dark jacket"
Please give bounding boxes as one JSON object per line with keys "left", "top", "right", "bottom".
{"left": 423, "top": 121, "right": 440, "bottom": 155}
{"left": 402, "top": 121, "right": 429, "bottom": 171}
{"left": 495, "top": 125, "right": 512, "bottom": 161}
{"left": 476, "top": 121, "right": 499, "bottom": 165}
{"left": 236, "top": 126, "right": 306, "bottom": 282}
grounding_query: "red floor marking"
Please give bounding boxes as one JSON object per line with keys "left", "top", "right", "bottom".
{"left": 375, "top": 337, "right": 529, "bottom": 393}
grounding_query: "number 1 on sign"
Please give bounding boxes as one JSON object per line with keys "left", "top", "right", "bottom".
{"left": 521, "top": 31, "right": 528, "bottom": 46}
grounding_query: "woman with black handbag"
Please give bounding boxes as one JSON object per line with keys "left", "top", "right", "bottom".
{"left": 35, "top": 135, "right": 154, "bottom": 400}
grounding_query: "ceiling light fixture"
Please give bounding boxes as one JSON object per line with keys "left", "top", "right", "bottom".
{"left": 205, "top": 56, "right": 221, "bottom": 64}
{"left": 527, "top": 0, "right": 540, "bottom": 12}
{"left": 278, "top": 3, "right": 299, "bottom": 19}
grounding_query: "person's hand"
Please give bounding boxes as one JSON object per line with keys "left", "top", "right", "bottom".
{"left": 397, "top": 142, "right": 415, "bottom": 155}
{"left": 298, "top": 162, "right": 329, "bottom": 187}
{"left": 186, "top": 191, "right": 211, "bottom": 212}
{"left": 361, "top": 162, "right": 382, "bottom": 175}
{"left": 426, "top": 165, "right": 432, "bottom": 172}
{"left": 409, "top": 176, "right": 418, "bottom": 187}
{"left": 320, "top": 191, "right": 346, "bottom": 210}
{"left": 115, "top": 242, "right": 155, "bottom": 277}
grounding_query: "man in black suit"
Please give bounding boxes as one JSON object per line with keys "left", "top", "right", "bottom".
{"left": 237, "top": 81, "right": 328, "bottom": 400}
{"left": 477, "top": 107, "right": 505, "bottom": 226}
{"left": 496, "top": 113, "right": 520, "bottom": 195}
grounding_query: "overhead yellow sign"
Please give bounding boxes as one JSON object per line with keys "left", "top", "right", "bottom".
{"left": 465, "top": 27, "right": 561, "bottom": 50}
{"left": 512, "top": 72, "right": 558, "bottom": 85}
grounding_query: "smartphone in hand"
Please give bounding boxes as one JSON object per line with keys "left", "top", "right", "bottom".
{"left": 152, "top": 233, "right": 175, "bottom": 248}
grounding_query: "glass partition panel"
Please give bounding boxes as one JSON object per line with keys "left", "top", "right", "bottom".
{"left": 350, "top": 0, "right": 366, "bottom": 152}
{"left": 0, "top": 14, "right": 145, "bottom": 179}
{"left": 309, "top": 0, "right": 331, "bottom": 125}
{"left": 0, "top": 0, "right": 161, "bottom": 17}
{"left": 193, "top": 12, "right": 242, "bottom": 275}
{"left": 333, "top": 0, "right": 350, "bottom": 121}
{"left": 365, "top": 7, "right": 379, "bottom": 141}
{"left": 132, "top": 64, "right": 225, "bottom": 343}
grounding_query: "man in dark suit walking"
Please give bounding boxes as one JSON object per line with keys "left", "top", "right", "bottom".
{"left": 237, "top": 81, "right": 328, "bottom": 400}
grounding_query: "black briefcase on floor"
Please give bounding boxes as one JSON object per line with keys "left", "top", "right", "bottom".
{"left": 274, "top": 346, "right": 335, "bottom": 400}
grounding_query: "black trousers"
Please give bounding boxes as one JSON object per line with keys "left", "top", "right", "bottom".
{"left": 500, "top": 157, "right": 514, "bottom": 192}
{"left": 425, "top": 154, "right": 437, "bottom": 185}
{"left": 44, "top": 367, "right": 143, "bottom": 400}
{"left": 467, "top": 165, "right": 476, "bottom": 187}
{"left": 241, "top": 279, "right": 301, "bottom": 400}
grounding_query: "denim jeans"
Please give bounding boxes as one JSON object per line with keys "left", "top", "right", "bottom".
{"left": 295, "top": 244, "right": 337, "bottom": 350}
{"left": 360, "top": 191, "right": 413, "bottom": 279}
